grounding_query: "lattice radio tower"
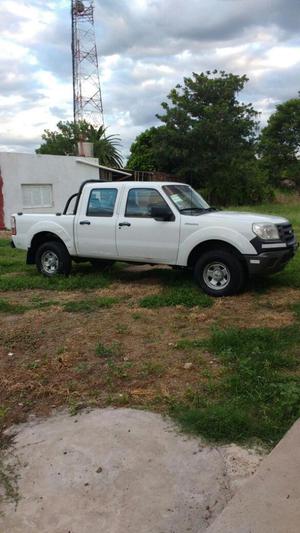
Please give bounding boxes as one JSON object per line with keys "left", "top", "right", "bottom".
{"left": 71, "top": 0, "right": 104, "bottom": 127}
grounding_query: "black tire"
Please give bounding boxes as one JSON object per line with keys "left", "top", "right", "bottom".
{"left": 194, "top": 250, "right": 246, "bottom": 297}
{"left": 90, "top": 259, "right": 115, "bottom": 271}
{"left": 36, "top": 241, "right": 71, "bottom": 277}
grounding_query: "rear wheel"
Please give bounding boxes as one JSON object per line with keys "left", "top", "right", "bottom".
{"left": 194, "top": 250, "right": 245, "bottom": 297}
{"left": 36, "top": 241, "right": 71, "bottom": 277}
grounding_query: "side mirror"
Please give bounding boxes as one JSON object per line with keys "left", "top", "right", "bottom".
{"left": 150, "top": 205, "right": 173, "bottom": 221}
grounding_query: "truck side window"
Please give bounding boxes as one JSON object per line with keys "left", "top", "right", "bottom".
{"left": 86, "top": 188, "right": 117, "bottom": 217}
{"left": 125, "top": 188, "right": 171, "bottom": 218}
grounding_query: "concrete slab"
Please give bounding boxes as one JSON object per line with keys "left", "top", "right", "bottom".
{"left": 0, "top": 408, "right": 262, "bottom": 533}
{"left": 206, "top": 419, "right": 300, "bottom": 533}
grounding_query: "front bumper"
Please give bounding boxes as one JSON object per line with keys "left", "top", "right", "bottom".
{"left": 245, "top": 242, "right": 298, "bottom": 276}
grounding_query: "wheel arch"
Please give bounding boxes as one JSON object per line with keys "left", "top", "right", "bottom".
{"left": 27, "top": 232, "right": 68, "bottom": 264}
{"left": 187, "top": 240, "right": 247, "bottom": 271}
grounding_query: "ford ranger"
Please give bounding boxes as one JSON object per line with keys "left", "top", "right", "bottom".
{"left": 11, "top": 180, "right": 298, "bottom": 296}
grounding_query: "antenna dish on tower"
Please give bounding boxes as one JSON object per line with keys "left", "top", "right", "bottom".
{"left": 75, "top": 1, "right": 85, "bottom": 13}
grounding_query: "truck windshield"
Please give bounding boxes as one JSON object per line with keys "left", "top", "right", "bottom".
{"left": 162, "top": 185, "right": 210, "bottom": 214}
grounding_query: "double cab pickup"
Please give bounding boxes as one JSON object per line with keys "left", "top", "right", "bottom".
{"left": 11, "top": 180, "right": 298, "bottom": 296}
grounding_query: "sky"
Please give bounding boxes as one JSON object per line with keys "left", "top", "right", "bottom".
{"left": 1, "top": 0, "right": 300, "bottom": 162}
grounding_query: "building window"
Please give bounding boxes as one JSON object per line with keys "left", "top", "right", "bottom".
{"left": 21, "top": 184, "right": 53, "bottom": 208}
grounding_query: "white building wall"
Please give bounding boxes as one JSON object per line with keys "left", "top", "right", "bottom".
{"left": 0, "top": 153, "right": 99, "bottom": 228}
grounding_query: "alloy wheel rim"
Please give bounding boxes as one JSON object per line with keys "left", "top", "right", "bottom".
{"left": 203, "top": 261, "right": 231, "bottom": 290}
{"left": 41, "top": 251, "right": 59, "bottom": 274}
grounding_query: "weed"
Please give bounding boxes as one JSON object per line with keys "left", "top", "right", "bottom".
{"left": 96, "top": 342, "right": 121, "bottom": 358}
{"left": 106, "top": 360, "right": 132, "bottom": 379}
{"left": 0, "top": 406, "right": 8, "bottom": 418}
{"left": 25, "top": 360, "right": 41, "bottom": 370}
{"left": 73, "top": 362, "right": 92, "bottom": 374}
{"left": 141, "top": 361, "right": 165, "bottom": 377}
{"left": 115, "top": 323, "right": 129, "bottom": 334}
{"left": 68, "top": 399, "right": 85, "bottom": 416}
{"left": 111, "top": 393, "right": 130, "bottom": 406}
{"left": 132, "top": 312, "right": 142, "bottom": 320}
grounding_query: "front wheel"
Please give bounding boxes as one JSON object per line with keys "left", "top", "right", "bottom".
{"left": 194, "top": 250, "right": 246, "bottom": 297}
{"left": 36, "top": 241, "right": 71, "bottom": 277}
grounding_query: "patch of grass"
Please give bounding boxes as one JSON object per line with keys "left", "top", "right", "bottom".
{"left": 171, "top": 325, "right": 300, "bottom": 445}
{"left": 0, "top": 457, "right": 20, "bottom": 508}
{"left": 115, "top": 323, "right": 129, "bottom": 334}
{"left": 95, "top": 341, "right": 121, "bottom": 358}
{"left": 0, "top": 271, "right": 112, "bottom": 292}
{"left": 24, "top": 360, "right": 41, "bottom": 370}
{"left": 106, "top": 360, "right": 133, "bottom": 379}
{"left": 292, "top": 302, "right": 300, "bottom": 320}
{"left": 0, "top": 299, "right": 28, "bottom": 314}
{"left": 68, "top": 399, "right": 85, "bottom": 416}
{"left": 0, "top": 406, "right": 8, "bottom": 418}
{"left": 63, "top": 296, "right": 118, "bottom": 313}
{"left": 32, "top": 300, "right": 58, "bottom": 309}
{"left": 141, "top": 360, "right": 165, "bottom": 377}
{"left": 0, "top": 241, "right": 113, "bottom": 291}
{"left": 73, "top": 361, "right": 92, "bottom": 374}
{"left": 132, "top": 312, "right": 143, "bottom": 320}
{"left": 140, "top": 284, "right": 212, "bottom": 309}
{"left": 0, "top": 297, "right": 59, "bottom": 315}
{"left": 175, "top": 338, "right": 205, "bottom": 350}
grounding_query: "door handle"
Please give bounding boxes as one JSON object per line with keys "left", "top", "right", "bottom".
{"left": 79, "top": 220, "right": 91, "bottom": 225}
{"left": 118, "top": 222, "right": 131, "bottom": 227}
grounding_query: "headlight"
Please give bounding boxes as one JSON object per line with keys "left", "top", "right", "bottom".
{"left": 252, "top": 223, "right": 279, "bottom": 240}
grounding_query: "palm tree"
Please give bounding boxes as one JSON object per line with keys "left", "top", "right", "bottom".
{"left": 87, "top": 124, "right": 123, "bottom": 168}
{"left": 37, "top": 120, "right": 124, "bottom": 168}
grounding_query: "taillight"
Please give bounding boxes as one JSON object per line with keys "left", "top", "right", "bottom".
{"left": 11, "top": 216, "right": 16, "bottom": 236}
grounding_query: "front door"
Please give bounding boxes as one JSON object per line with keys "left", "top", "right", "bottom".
{"left": 75, "top": 186, "right": 119, "bottom": 258}
{"left": 116, "top": 187, "right": 180, "bottom": 263}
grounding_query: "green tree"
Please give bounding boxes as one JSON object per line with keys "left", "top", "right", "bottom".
{"left": 258, "top": 97, "right": 300, "bottom": 186}
{"left": 126, "top": 127, "right": 161, "bottom": 170}
{"left": 154, "top": 70, "right": 270, "bottom": 205}
{"left": 36, "top": 120, "right": 123, "bottom": 168}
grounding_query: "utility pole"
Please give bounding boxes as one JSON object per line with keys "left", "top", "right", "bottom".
{"left": 71, "top": 0, "right": 104, "bottom": 127}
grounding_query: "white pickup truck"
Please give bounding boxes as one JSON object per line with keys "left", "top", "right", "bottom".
{"left": 11, "top": 180, "right": 297, "bottom": 296}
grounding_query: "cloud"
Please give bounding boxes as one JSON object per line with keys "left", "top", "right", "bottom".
{"left": 0, "top": 0, "right": 299, "bottom": 159}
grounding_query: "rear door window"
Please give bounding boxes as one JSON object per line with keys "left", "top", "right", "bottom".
{"left": 86, "top": 188, "right": 117, "bottom": 217}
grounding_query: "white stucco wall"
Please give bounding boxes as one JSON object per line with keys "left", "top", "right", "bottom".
{"left": 0, "top": 153, "right": 99, "bottom": 228}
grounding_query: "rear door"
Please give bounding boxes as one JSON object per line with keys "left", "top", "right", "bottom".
{"left": 75, "top": 186, "right": 119, "bottom": 258}
{"left": 116, "top": 186, "right": 180, "bottom": 263}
